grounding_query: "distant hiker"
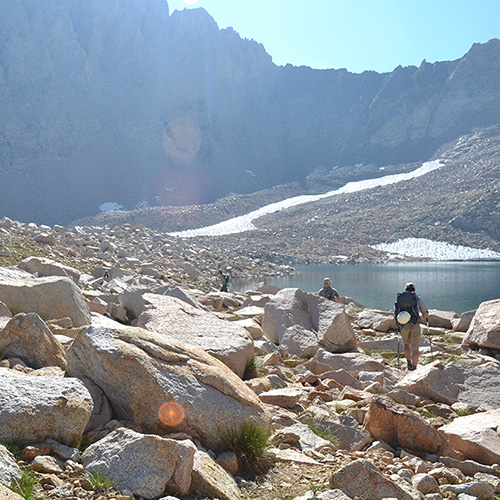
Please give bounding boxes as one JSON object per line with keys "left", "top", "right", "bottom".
{"left": 394, "top": 282, "right": 428, "bottom": 371}
{"left": 318, "top": 277, "right": 341, "bottom": 303}
{"left": 103, "top": 269, "right": 110, "bottom": 281}
{"left": 217, "top": 270, "right": 229, "bottom": 292}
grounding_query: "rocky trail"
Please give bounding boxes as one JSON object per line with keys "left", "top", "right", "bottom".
{"left": 0, "top": 216, "right": 500, "bottom": 500}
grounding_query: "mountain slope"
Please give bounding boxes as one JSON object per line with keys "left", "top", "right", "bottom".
{"left": 1, "top": 0, "right": 499, "bottom": 225}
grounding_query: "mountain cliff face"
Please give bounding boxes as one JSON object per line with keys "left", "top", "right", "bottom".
{"left": 1, "top": 0, "right": 499, "bottom": 224}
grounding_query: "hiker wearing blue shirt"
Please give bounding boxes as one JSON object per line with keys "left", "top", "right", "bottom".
{"left": 395, "top": 282, "right": 428, "bottom": 371}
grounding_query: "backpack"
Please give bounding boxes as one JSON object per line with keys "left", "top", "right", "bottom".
{"left": 395, "top": 291, "right": 419, "bottom": 325}
{"left": 325, "top": 288, "right": 335, "bottom": 300}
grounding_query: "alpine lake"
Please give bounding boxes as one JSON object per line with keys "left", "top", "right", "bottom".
{"left": 232, "top": 261, "right": 500, "bottom": 315}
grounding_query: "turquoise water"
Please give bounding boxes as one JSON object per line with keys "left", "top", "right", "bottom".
{"left": 232, "top": 262, "right": 500, "bottom": 314}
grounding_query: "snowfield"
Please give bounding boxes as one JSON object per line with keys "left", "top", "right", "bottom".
{"left": 169, "top": 159, "right": 499, "bottom": 261}
{"left": 170, "top": 160, "right": 443, "bottom": 238}
{"left": 373, "top": 238, "right": 500, "bottom": 261}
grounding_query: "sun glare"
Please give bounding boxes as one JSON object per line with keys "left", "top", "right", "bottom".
{"left": 158, "top": 401, "right": 185, "bottom": 427}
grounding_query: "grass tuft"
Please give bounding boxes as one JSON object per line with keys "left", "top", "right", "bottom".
{"left": 243, "top": 355, "right": 266, "bottom": 380}
{"left": 11, "top": 469, "right": 39, "bottom": 500}
{"left": 221, "top": 419, "right": 273, "bottom": 473}
{"left": 304, "top": 419, "right": 340, "bottom": 448}
{"left": 87, "top": 470, "right": 113, "bottom": 490}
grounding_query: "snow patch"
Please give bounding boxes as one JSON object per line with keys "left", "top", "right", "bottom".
{"left": 374, "top": 238, "right": 500, "bottom": 261}
{"left": 100, "top": 202, "right": 123, "bottom": 212}
{"left": 170, "top": 160, "right": 443, "bottom": 238}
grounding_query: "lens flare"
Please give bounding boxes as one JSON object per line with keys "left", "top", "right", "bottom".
{"left": 163, "top": 116, "right": 201, "bottom": 164}
{"left": 158, "top": 401, "right": 185, "bottom": 427}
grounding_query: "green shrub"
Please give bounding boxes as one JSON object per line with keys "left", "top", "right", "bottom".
{"left": 221, "top": 419, "right": 273, "bottom": 473}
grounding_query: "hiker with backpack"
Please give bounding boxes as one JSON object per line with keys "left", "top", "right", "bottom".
{"left": 394, "top": 282, "right": 428, "bottom": 371}
{"left": 217, "top": 270, "right": 230, "bottom": 292}
{"left": 318, "top": 277, "right": 341, "bottom": 303}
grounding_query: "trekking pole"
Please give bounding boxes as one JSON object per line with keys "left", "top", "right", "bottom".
{"left": 426, "top": 320, "right": 434, "bottom": 362}
{"left": 397, "top": 326, "right": 401, "bottom": 370}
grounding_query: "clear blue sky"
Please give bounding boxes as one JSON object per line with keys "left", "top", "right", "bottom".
{"left": 167, "top": 0, "right": 500, "bottom": 73}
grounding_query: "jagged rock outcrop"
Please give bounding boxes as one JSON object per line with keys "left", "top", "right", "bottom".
{"left": 262, "top": 288, "right": 357, "bottom": 356}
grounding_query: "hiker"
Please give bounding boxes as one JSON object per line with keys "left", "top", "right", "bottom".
{"left": 318, "top": 277, "right": 341, "bottom": 303}
{"left": 103, "top": 269, "right": 110, "bottom": 281}
{"left": 217, "top": 270, "right": 229, "bottom": 292}
{"left": 394, "top": 282, "right": 428, "bottom": 371}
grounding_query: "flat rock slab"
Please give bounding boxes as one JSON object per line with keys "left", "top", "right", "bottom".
{"left": 329, "top": 459, "right": 414, "bottom": 500}
{"left": 306, "top": 348, "right": 384, "bottom": 375}
{"left": 439, "top": 409, "right": 500, "bottom": 466}
{"left": 395, "top": 360, "right": 500, "bottom": 410}
{"left": 137, "top": 293, "right": 254, "bottom": 378}
{"left": 0, "top": 275, "right": 91, "bottom": 327}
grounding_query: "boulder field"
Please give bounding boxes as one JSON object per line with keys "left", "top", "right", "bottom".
{"left": 0, "top": 218, "right": 499, "bottom": 500}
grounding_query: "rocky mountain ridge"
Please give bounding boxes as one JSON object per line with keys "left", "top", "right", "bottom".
{"left": 1, "top": 0, "right": 500, "bottom": 225}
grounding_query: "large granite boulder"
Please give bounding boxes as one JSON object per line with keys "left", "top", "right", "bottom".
{"left": 82, "top": 428, "right": 196, "bottom": 499}
{"left": 117, "top": 277, "right": 167, "bottom": 321}
{"left": 0, "top": 445, "right": 22, "bottom": 488}
{"left": 451, "top": 309, "right": 476, "bottom": 332}
{"left": 463, "top": 298, "right": 500, "bottom": 350}
{"left": 439, "top": 409, "right": 500, "bottom": 466}
{"left": 0, "top": 371, "right": 93, "bottom": 446}
{"left": 191, "top": 449, "right": 240, "bottom": 500}
{"left": 329, "top": 459, "right": 415, "bottom": 500}
{"left": 0, "top": 275, "right": 91, "bottom": 327}
{"left": 136, "top": 293, "right": 254, "bottom": 378}
{"left": 261, "top": 288, "right": 356, "bottom": 356}
{"left": 357, "top": 309, "right": 396, "bottom": 332}
{"left": 363, "top": 396, "right": 460, "bottom": 458}
{"left": 0, "top": 313, "right": 67, "bottom": 369}
{"left": 66, "top": 324, "right": 266, "bottom": 452}
{"left": 395, "top": 360, "right": 500, "bottom": 410}
{"left": 428, "top": 309, "right": 460, "bottom": 329}
{"left": 18, "top": 256, "right": 80, "bottom": 283}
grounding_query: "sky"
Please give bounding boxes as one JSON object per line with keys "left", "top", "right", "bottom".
{"left": 167, "top": 0, "right": 500, "bottom": 73}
